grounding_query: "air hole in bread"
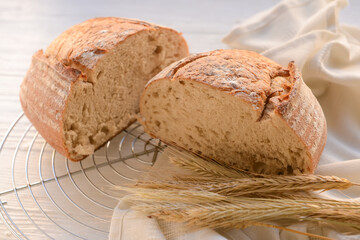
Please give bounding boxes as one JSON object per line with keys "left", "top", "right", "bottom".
{"left": 150, "top": 66, "right": 162, "bottom": 75}
{"left": 186, "top": 134, "right": 194, "bottom": 141}
{"left": 253, "top": 162, "right": 267, "bottom": 173}
{"left": 101, "top": 126, "right": 109, "bottom": 135}
{"left": 96, "top": 71, "right": 103, "bottom": 80}
{"left": 70, "top": 123, "right": 77, "bottom": 131}
{"left": 89, "top": 136, "right": 95, "bottom": 145}
{"left": 195, "top": 126, "right": 204, "bottom": 137}
{"left": 154, "top": 46, "right": 163, "bottom": 54}
{"left": 82, "top": 104, "right": 89, "bottom": 116}
{"left": 286, "top": 165, "right": 294, "bottom": 175}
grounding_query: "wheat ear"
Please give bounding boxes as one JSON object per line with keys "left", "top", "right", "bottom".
{"left": 135, "top": 174, "right": 353, "bottom": 196}
{"left": 167, "top": 146, "right": 260, "bottom": 178}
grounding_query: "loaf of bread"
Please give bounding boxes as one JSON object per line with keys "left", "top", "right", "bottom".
{"left": 139, "top": 49, "right": 327, "bottom": 175}
{"left": 20, "top": 17, "right": 189, "bottom": 161}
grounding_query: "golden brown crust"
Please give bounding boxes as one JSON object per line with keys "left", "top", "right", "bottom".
{"left": 46, "top": 17, "right": 188, "bottom": 80}
{"left": 142, "top": 49, "right": 327, "bottom": 173}
{"left": 147, "top": 50, "right": 291, "bottom": 118}
{"left": 19, "top": 50, "right": 81, "bottom": 159}
{"left": 20, "top": 17, "right": 189, "bottom": 161}
{"left": 275, "top": 63, "right": 327, "bottom": 172}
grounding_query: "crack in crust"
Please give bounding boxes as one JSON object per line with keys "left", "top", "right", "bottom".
{"left": 257, "top": 90, "right": 282, "bottom": 121}
{"left": 147, "top": 50, "right": 297, "bottom": 120}
{"left": 257, "top": 63, "right": 293, "bottom": 121}
{"left": 167, "top": 54, "right": 210, "bottom": 79}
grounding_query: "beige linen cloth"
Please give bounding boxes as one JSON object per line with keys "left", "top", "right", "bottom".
{"left": 109, "top": 0, "right": 360, "bottom": 239}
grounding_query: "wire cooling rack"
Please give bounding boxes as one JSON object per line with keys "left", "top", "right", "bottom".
{"left": 0, "top": 112, "right": 165, "bottom": 240}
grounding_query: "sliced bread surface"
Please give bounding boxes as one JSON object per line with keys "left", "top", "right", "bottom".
{"left": 20, "top": 17, "right": 189, "bottom": 161}
{"left": 139, "top": 49, "right": 327, "bottom": 175}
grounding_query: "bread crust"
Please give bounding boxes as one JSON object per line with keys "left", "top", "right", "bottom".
{"left": 141, "top": 49, "right": 327, "bottom": 173}
{"left": 146, "top": 50, "right": 291, "bottom": 116}
{"left": 20, "top": 50, "right": 81, "bottom": 159}
{"left": 20, "top": 17, "right": 189, "bottom": 161}
{"left": 45, "top": 17, "right": 188, "bottom": 77}
{"left": 275, "top": 63, "right": 327, "bottom": 172}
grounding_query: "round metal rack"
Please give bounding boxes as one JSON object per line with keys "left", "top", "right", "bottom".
{"left": 0, "top": 112, "right": 165, "bottom": 239}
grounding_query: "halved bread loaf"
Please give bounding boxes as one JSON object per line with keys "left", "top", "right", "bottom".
{"left": 139, "top": 49, "right": 327, "bottom": 175}
{"left": 20, "top": 17, "right": 189, "bottom": 161}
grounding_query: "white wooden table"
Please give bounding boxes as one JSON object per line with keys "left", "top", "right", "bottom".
{"left": 0, "top": 0, "right": 359, "bottom": 239}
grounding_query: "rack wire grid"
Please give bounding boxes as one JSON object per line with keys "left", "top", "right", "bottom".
{"left": 0, "top": 112, "right": 165, "bottom": 239}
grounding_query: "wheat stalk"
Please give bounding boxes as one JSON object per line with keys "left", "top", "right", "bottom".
{"left": 132, "top": 199, "right": 334, "bottom": 240}
{"left": 167, "top": 146, "right": 260, "bottom": 178}
{"left": 120, "top": 147, "right": 360, "bottom": 239}
{"left": 128, "top": 195, "right": 360, "bottom": 228}
{"left": 124, "top": 187, "right": 360, "bottom": 225}
{"left": 126, "top": 189, "right": 360, "bottom": 215}
{"left": 270, "top": 194, "right": 360, "bottom": 209}
{"left": 119, "top": 185, "right": 226, "bottom": 203}
{"left": 135, "top": 174, "right": 353, "bottom": 196}
{"left": 306, "top": 209, "right": 360, "bottom": 230}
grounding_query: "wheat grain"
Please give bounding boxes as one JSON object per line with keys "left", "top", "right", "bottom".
{"left": 135, "top": 174, "right": 353, "bottom": 196}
